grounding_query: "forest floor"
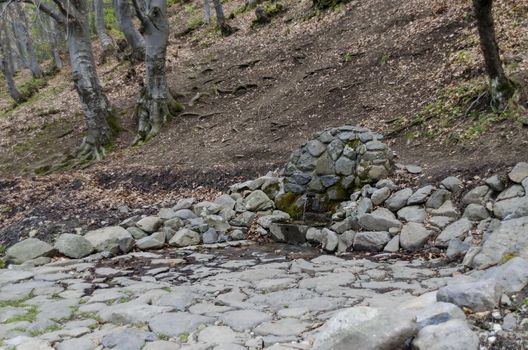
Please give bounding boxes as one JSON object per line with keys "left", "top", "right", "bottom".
{"left": 0, "top": 0, "right": 527, "bottom": 246}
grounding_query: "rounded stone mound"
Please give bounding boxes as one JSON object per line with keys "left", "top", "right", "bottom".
{"left": 276, "top": 125, "right": 394, "bottom": 219}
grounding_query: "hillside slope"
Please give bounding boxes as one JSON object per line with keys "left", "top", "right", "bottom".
{"left": 0, "top": 0, "right": 527, "bottom": 244}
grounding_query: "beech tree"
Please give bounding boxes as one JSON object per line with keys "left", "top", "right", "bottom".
{"left": 212, "top": 0, "right": 233, "bottom": 35}
{"left": 114, "top": 0, "right": 145, "bottom": 61}
{"left": 0, "top": 0, "right": 115, "bottom": 161}
{"left": 0, "top": 15, "right": 25, "bottom": 103}
{"left": 10, "top": 3, "right": 43, "bottom": 78}
{"left": 473, "top": 0, "right": 515, "bottom": 107}
{"left": 132, "top": 0, "right": 180, "bottom": 143}
{"left": 94, "top": 0, "right": 115, "bottom": 61}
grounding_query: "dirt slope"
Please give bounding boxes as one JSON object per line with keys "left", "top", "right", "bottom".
{"left": 0, "top": 0, "right": 527, "bottom": 245}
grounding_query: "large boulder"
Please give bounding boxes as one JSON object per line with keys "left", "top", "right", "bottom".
{"left": 245, "top": 190, "right": 274, "bottom": 211}
{"left": 312, "top": 306, "right": 417, "bottom": 350}
{"left": 54, "top": 233, "right": 94, "bottom": 258}
{"left": 169, "top": 228, "right": 201, "bottom": 247}
{"left": 412, "top": 319, "right": 479, "bottom": 350}
{"left": 470, "top": 216, "right": 528, "bottom": 269}
{"left": 436, "top": 279, "right": 501, "bottom": 312}
{"left": 84, "top": 226, "right": 134, "bottom": 254}
{"left": 5, "top": 238, "right": 54, "bottom": 264}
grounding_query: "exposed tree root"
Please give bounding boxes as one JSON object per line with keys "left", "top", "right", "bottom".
{"left": 133, "top": 86, "right": 184, "bottom": 145}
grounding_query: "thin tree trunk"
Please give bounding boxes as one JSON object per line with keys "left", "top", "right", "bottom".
{"left": 94, "top": 0, "right": 115, "bottom": 62}
{"left": 11, "top": 3, "right": 43, "bottom": 78}
{"left": 0, "top": 19, "right": 24, "bottom": 103}
{"left": 473, "top": 0, "right": 515, "bottom": 106}
{"left": 114, "top": 0, "right": 144, "bottom": 61}
{"left": 212, "top": 0, "right": 233, "bottom": 35}
{"left": 66, "top": 0, "right": 114, "bottom": 158}
{"left": 203, "top": 0, "right": 211, "bottom": 25}
{"left": 132, "top": 0, "right": 180, "bottom": 143}
{"left": 47, "top": 17, "right": 63, "bottom": 71}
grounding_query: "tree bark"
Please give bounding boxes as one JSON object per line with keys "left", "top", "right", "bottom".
{"left": 94, "top": 0, "right": 115, "bottom": 62}
{"left": 114, "top": 0, "right": 145, "bottom": 61}
{"left": 473, "top": 0, "right": 515, "bottom": 106}
{"left": 66, "top": 0, "right": 114, "bottom": 157}
{"left": 203, "top": 0, "right": 211, "bottom": 25}
{"left": 132, "top": 0, "right": 180, "bottom": 143}
{"left": 0, "top": 18, "right": 25, "bottom": 103}
{"left": 11, "top": 3, "right": 43, "bottom": 78}
{"left": 212, "top": 0, "right": 233, "bottom": 35}
{"left": 47, "top": 17, "right": 64, "bottom": 71}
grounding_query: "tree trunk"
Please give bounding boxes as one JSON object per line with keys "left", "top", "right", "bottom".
{"left": 132, "top": 0, "right": 180, "bottom": 143}
{"left": 203, "top": 0, "right": 211, "bottom": 25}
{"left": 114, "top": 0, "right": 145, "bottom": 61}
{"left": 94, "top": 0, "right": 115, "bottom": 62}
{"left": 47, "top": 17, "right": 64, "bottom": 71}
{"left": 212, "top": 0, "right": 233, "bottom": 35}
{"left": 66, "top": 1, "right": 114, "bottom": 159}
{"left": 11, "top": 3, "right": 43, "bottom": 78}
{"left": 0, "top": 19, "right": 24, "bottom": 103}
{"left": 473, "top": 0, "right": 515, "bottom": 107}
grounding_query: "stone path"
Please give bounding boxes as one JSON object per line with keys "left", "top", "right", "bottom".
{"left": 0, "top": 242, "right": 462, "bottom": 350}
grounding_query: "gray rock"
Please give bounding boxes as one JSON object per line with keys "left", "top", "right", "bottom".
{"left": 327, "top": 139, "right": 344, "bottom": 161}
{"left": 194, "top": 201, "right": 223, "bottom": 216}
{"left": 158, "top": 208, "right": 177, "bottom": 220}
{"left": 337, "top": 231, "right": 356, "bottom": 253}
{"left": 206, "top": 215, "right": 230, "bottom": 232}
{"left": 169, "top": 228, "right": 201, "bottom": 247}
{"left": 407, "top": 185, "right": 434, "bottom": 205}
{"left": 164, "top": 217, "right": 184, "bottom": 231}
{"left": 375, "top": 179, "right": 398, "bottom": 190}
{"left": 306, "top": 227, "right": 323, "bottom": 243}
{"left": 230, "top": 229, "right": 245, "bottom": 240}
{"left": 297, "top": 150, "right": 317, "bottom": 171}
{"left": 335, "top": 156, "right": 355, "bottom": 176}
{"left": 385, "top": 188, "right": 413, "bottom": 212}
{"left": 426, "top": 189, "right": 451, "bottom": 209}
{"left": 214, "top": 194, "right": 236, "bottom": 210}
{"left": 307, "top": 139, "right": 327, "bottom": 157}
{"left": 412, "top": 319, "right": 479, "bottom": 350}
{"left": 429, "top": 200, "right": 458, "bottom": 218}
{"left": 315, "top": 152, "right": 336, "bottom": 176}
{"left": 463, "top": 204, "right": 489, "bottom": 221}
{"left": 471, "top": 216, "right": 528, "bottom": 268}
{"left": 173, "top": 197, "right": 195, "bottom": 210}
{"left": 371, "top": 187, "right": 391, "bottom": 206}
{"left": 136, "top": 232, "right": 165, "bottom": 250}
{"left": 428, "top": 216, "right": 455, "bottom": 229}
{"left": 120, "top": 215, "right": 141, "bottom": 228}
{"left": 400, "top": 223, "right": 433, "bottom": 250}
{"left": 435, "top": 218, "right": 472, "bottom": 248}
{"left": 397, "top": 206, "right": 426, "bottom": 223}
{"left": 485, "top": 175, "right": 506, "bottom": 192}
{"left": 230, "top": 211, "right": 256, "bottom": 227}
{"left": 405, "top": 164, "right": 422, "bottom": 174}
{"left": 202, "top": 228, "right": 219, "bottom": 244}
{"left": 437, "top": 279, "right": 501, "bottom": 312}
{"left": 127, "top": 227, "right": 148, "bottom": 239}
{"left": 446, "top": 239, "right": 470, "bottom": 259}
{"left": 496, "top": 184, "right": 525, "bottom": 201}
{"left": 54, "top": 234, "right": 94, "bottom": 259}
{"left": 440, "top": 177, "right": 462, "bottom": 192}
{"left": 354, "top": 231, "right": 391, "bottom": 251}
{"left": 245, "top": 190, "right": 274, "bottom": 211}
{"left": 5, "top": 238, "right": 54, "bottom": 264}
{"left": 480, "top": 257, "right": 528, "bottom": 294}
{"left": 358, "top": 209, "right": 402, "bottom": 231}
{"left": 102, "top": 328, "right": 155, "bottom": 350}
{"left": 494, "top": 196, "right": 528, "bottom": 219}
{"left": 219, "top": 310, "right": 272, "bottom": 331}
{"left": 254, "top": 317, "right": 311, "bottom": 336}
{"left": 462, "top": 185, "right": 490, "bottom": 205}
{"left": 312, "top": 306, "right": 417, "bottom": 350}
{"left": 270, "top": 224, "right": 307, "bottom": 244}
{"left": 136, "top": 216, "right": 163, "bottom": 233}
{"left": 56, "top": 338, "right": 96, "bottom": 350}
{"left": 383, "top": 235, "right": 400, "bottom": 253}
{"left": 509, "top": 162, "right": 528, "bottom": 183}
{"left": 322, "top": 229, "right": 339, "bottom": 252}
{"left": 149, "top": 312, "right": 213, "bottom": 337}
{"left": 143, "top": 341, "right": 181, "bottom": 350}
{"left": 357, "top": 197, "right": 373, "bottom": 215}
{"left": 330, "top": 217, "right": 355, "bottom": 234}
{"left": 174, "top": 209, "right": 198, "bottom": 220}
{"left": 84, "top": 226, "right": 134, "bottom": 254}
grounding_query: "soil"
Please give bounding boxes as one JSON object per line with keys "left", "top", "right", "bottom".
{"left": 0, "top": 0, "right": 527, "bottom": 246}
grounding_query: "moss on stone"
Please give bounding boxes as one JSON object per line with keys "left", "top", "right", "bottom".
{"left": 263, "top": 182, "right": 280, "bottom": 200}
{"left": 346, "top": 139, "right": 360, "bottom": 148}
{"left": 275, "top": 192, "right": 304, "bottom": 219}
